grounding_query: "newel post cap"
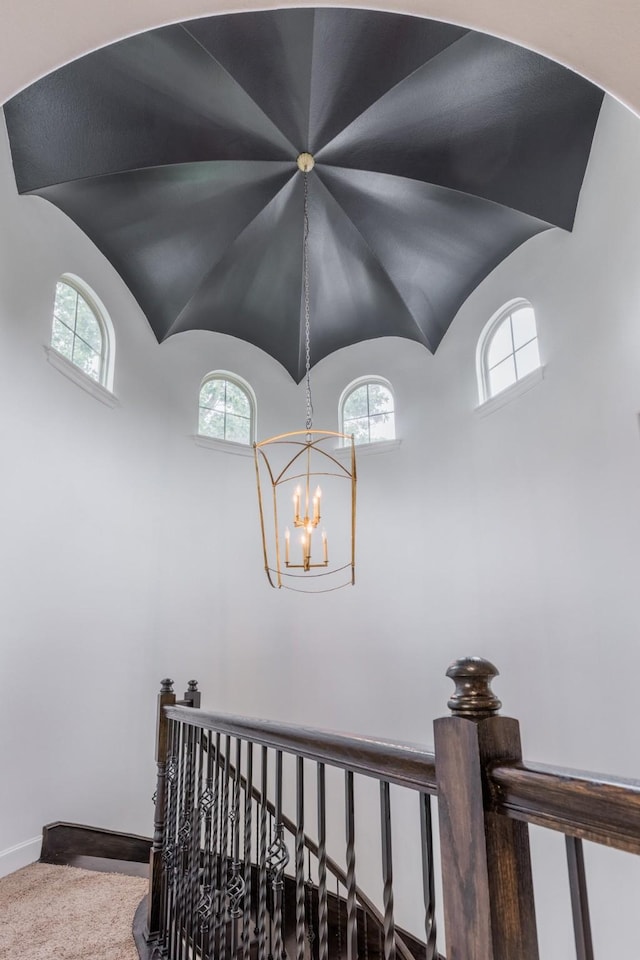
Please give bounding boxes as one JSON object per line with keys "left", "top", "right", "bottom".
{"left": 446, "top": 656, "right": 502, "bottom": 718}
{"left": 160, "top": 678, "right": 174, "bottom": 693}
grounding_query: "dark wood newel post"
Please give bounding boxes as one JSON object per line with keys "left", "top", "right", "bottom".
{"left": 147, "top": 678, "right": 177, "bottom": 942}
{"left": 434, "top": 657, "right": 539, "bottom": 960}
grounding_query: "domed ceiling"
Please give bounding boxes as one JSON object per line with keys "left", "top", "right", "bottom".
{"left": 4, "top": 10, "right": 603, "bottom": 382}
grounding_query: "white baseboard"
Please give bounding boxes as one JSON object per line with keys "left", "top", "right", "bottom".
{"left": 0, "top": 836, "right": 41, "bottom": 878}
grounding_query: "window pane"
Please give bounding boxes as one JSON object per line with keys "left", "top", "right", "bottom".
{"left": 225, "top": 413, "right": 251, "bottom": 444}
{"left": 367, "top": 384, "right": 393, "bottom": 415}
{"left": 515, "top": 338, "right": 540, "bottom": 379}
{"left": 343, "top": 386, "right": 369, "bottom": 421}
{"left": 76, "top": 298, "right": 102, "bottom": 352}
{"left": 54, "top": 282, "right": 77, "bottom": 329}
{"left": 72, "top": 338, "right": 101, "bottom": 381}
{"left": 487, "top": 318, "right": 513, "bottom": 368}
{"left": 488, "top": 354, "right": 516, "bottom": 397}
{"left": 199, "top": 407, "right": 225, "bottom": 438}
{"left": 369, "top": 412, "right": 395, "bottom": 441}
{"left": 200, "top": 379, "right": 226, "bottom": 411}
{"left": 52, "top": 318, "right": 74, "bottom": 360}
{"left": 511, "top": 307, "right": 537, "bottom": 350}
{"left": 224, "top": 381, "right": 250, "bottom": 418}
{"left": 343, "top": 417, "right": 370, "bottom": 444}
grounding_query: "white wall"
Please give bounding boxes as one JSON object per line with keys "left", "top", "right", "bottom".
{"left": 1, "top": 91, "right": 640, "bottom": 955}
{"left": 149, "top": 94, "right": 640, "bottom": 956}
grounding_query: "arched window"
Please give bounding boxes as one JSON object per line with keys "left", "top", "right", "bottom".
{"left": 198, "top": 372, "right": 255, "bottom": 445}
{"left": 340, "top": 377, "right": 395, "bottom": 445}
{"left": 51, "top": 277, "right": 112, "bottom": 386}
{"left": 478, "top": 300, "right": 540, "bottom": 403}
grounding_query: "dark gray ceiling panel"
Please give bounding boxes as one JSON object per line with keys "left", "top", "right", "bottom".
{"left": 4, "top": 9, "right": 604, "bottom": 381}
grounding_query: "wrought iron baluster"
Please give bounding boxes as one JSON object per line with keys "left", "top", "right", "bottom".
{"left": 162, "top": 718, "right": 178, "bottom": 952}
{"left": 295, "top": 756, "right": 306, "bottom": 960}
{"left": 317, "top": 763, "right": 328, "bottom": 960}
{"left": 379, "top": 781, "right": 396, "bottom": 960}
{"left": 345, "top": 771, "right": 358, "bottom": 960}
{"left": 219, "top": 735, "right": 232, "bottom": 960}
{"left": 186, "top": 726, "right": 204, "bottom": 957}
{"left": 180, "top": 721, "right": 198, "bottom": 960}
{"left": 229, "top": 739, "right": 246, "bottom": 960}
{"left": 269, "top": 816, "right": 274, "bottom": 960}
{"left": 209, "top": 732, "right": 222, "bottom": 960}
{"left": 419, "top": 793, "right": 437, "bottom": 960}
{"left": 566, "top": 836, "right": 595, "bottom": 960}
{"left": 175, "top": 721, "right": 189, "bottom": 960}
{"left": 268, "top": 750, "right": 289, "bottom": 960}
{"left": 243, "top": 742, "right": 254, "bottom": 960}
{"left": 197, "top": 730, "right": 215, "bottom": 960}
{"left": 337, "top": 878, "right": 342, "bottom": 960}
{"left": 306, "top": 849, "right": 316, "bottom": 958}
{"left": 172, "top": 721, "right": 188, "bottom": 960}
{"left": 258, "top": 746, "right": 269, "bottom": 960}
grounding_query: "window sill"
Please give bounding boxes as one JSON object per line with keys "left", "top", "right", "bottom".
{"left": 334, "top": 438, "right": 402, "bottom": 460}
{"left": 475, "top": 366, "right": 545, "bottom": 418}
{"left": 44, "top": 346, "right": 118, "bottom": 408}
{"left": 192, "top": 434, "right": 254, "bottom": 457}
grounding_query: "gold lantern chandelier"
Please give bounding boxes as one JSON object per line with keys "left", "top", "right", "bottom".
{"left": 254, "top": 154, "right": 357, "bottom": 592}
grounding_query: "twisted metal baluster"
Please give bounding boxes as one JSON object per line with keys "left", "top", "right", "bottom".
{"left": 197, "top": 731, "right": 215, "bottom": 959}
{"left": 363, "top": 910, "right": 368, "bottom": 960}
{"left": 186, "top": 727, "right": 204, "bottom": 957}
{"left": 379, "top": 782, "right": 396, "bottom": 960}
{"left": 176, "top": 722, "right": 192, "bottom": 960}
{"left": 317, "top": 763, "right": 328, "bottom": 960}
{"left": 305, "top": 849, "right": 316, "bottom": 957}
{"left": 162, "top": 719, "right": 178, "bottom": 952}
{"left": 268, "top": 750, "right": 289, "bottom": 960}
{"left": 268, "top": 817, "right": 274, "bottom": 960}
{"left": 167, "top": 721, "right": 183, "bottom": 960}
{"left": 219, "top": 736, "right": 232, "bottom": 960}
{"left": 345, "top": 771, "right": 358, "bottom": 960}
{"left": 183, "top": 722, "right": 199, "bottom": 960}
{"left": 228, "top": 739, "right": 245, "bottom": 960}
{"left": 268, "top": 824, "right": 289, "bottom": 959}
{"left": 243, "top": 742, "right": 254, "bottom": 960}
{"left": 419, "top": 793, "right": 437, "bottom": 960}
{"left": 295, "top": 757, "right": 306, "bottom": 960}
{"left": 172, "top": 721, "right": 188, "bottom": 960}
{"left": 209, "top": 733, "right": 222, "bottom": 960}
{"left": 258, "top": 747, "right": 269, "bottom": 960}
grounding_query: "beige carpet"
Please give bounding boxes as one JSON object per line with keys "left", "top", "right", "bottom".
{"left": 0, "top": 862, "right": 147, "bottom": 960}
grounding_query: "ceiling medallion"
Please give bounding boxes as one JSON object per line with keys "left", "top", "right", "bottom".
{"left": 254, "top": 164, "right": 357, "bottom": 593}
{"left": 296, "top": 152, "right": 315, "bottom": 173}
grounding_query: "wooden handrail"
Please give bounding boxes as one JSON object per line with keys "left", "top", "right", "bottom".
{"left": 489, "top": 761, "right": 640, "bottom": 855}
{"left": 151, "top": 663, "right": 640, "bottom": 960}
{"left": 164, "top": 705, "right": 438, "bottom": 793}
{"left": 164, "top": 709, "right": 640, "bottom": 850}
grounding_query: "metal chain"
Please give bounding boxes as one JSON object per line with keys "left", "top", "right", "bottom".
{"left": 303, "top": 172, "right": 313, "bottom": 434}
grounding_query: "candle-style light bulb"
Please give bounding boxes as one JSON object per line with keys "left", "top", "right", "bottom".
{"left": 285, "top": 527, "right": 290, "bottom": 564}
{"left": 293, "top": 486, "right": 301, "bottom": 523}
{"left": 322, "top": 529, "right": 328, "bottom": 563}
{"left": 313, "top": 485, "right": 322, "bottom": 524}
